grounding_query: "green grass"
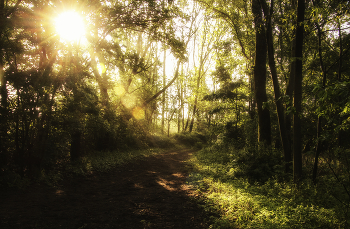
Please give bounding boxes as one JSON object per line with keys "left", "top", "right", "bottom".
{"left": 188, "top": 144, "right": 349, "bottom": 229}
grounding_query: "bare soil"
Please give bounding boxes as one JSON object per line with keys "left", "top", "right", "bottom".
{"left": 0, "top": 149, "right": 214, "bottom": 229}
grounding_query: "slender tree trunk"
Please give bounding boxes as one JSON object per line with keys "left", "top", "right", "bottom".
{"left": 338, "top": 23, "right": 342, "bottom": 81}
{"left": 285, "top": 0, "right": 297, "bottom": 170}
{"left": 161, "top": 49, "right": 166, "bottom": 134}
{"left": 263, "top": 0, "right": 292, "bottom": 172}
{"left": 189, "top": 75, "right": 200, "bottom": 133}
{"left": 293, "top": 0, "right": 305, "bottom": 183}
{"left": 252, "top": 0, "right": 271, "bottom": 145}
{"left": 312, "top": 21, "right": 327, "bottom": 184}
{"left": 0, "top": 0, "right": 9, "bottom": 168}
{"left": 184, "top": 111, "right": 190, "bottom": 132}
{"left": 177, "top": 67, "right": 183, "bottom": 133}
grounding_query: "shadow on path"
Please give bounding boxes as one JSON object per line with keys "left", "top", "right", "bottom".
{"left": 1, "top": 149, "right": 214, "bottom": 228}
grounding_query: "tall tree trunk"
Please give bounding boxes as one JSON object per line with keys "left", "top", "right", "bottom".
{"left": 177, "top": 66, "right": 183, "bottom": 133}
{"left": 189, "top": 74, "right": 200, "bottom": 133}
{"left": 285, "top": 0, "right": 297, "bottom": 173}
{"left": 337, "top": 22, "right": 342, "bottom": 81}
{"left": 252, "top": 0, "right": 271, "bottom": 145}
{"left": 263, "top": 0, "right": 292, "bottom": 172}
{"left": 162, "top": 49, "right": 166, "bottom": 134}
{"left": 312, "top": 21, "right": 327, "bottom": 184}
{"left": 293, "top": 0, "right": 305, "bottom": 183}
{"left": 0, "top": 0, "right": 8, "bottom": 168}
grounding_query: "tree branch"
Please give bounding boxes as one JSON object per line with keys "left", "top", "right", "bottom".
{"left": 143, "top": 60, "right": 180, "bottom": 107}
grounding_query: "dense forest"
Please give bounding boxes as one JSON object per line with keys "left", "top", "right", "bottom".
{"left": 1, "top": 0, "right": 350, "bottom": 228}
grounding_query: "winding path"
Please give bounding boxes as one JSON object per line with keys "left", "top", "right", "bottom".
{"left": 1, "top": 149, "right": 212, "bottom": 228}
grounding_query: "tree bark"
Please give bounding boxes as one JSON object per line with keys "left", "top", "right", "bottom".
{"left": 161, "top": 49, "right": 166, "bottom": 134}
{"left": 293, "top": 0, "right": 305, "bottom": 183}
{"left": 263, "top": 0, "right": 292, "bottom": 171}
{"left": 312, "top": 21, "right": 327, "bottom": 184}
{"left": 0, "top": 0, "right": 8, "bottom": 167}
{"left": 252, "top": 0, "right": 271, "bottom": 145}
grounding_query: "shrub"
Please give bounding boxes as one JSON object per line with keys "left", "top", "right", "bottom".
{"left": 145, "top": 134, "right": 176, "bottom": 148}
{"left": 233, "top": 145, "right": 284, "bottom": 183}
{"left": 174, "top": 132, "right": 207, "bottom": 146}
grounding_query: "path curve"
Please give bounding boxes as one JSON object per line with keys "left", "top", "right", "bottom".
{"left": 1, "top": 149, "right": 211, "bottom": 229}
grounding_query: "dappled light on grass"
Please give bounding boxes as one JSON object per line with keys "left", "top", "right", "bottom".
{"left": 189, "top": 145, "right": 347, "bottom": 228}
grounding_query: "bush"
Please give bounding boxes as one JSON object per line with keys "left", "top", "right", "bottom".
{"left": 233, "top": 145, "right": 284, "bottom": 183}
{"left": 174, "top": 132, "right": 207, "bottom": 146}
{"left": 145, "top": 134, "right": 176, "bottom": 148}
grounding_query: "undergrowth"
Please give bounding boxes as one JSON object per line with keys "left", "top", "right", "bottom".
{"left": 1, "top": 134, "right": 186, "bottom": 189}
{"left": 67, "top": 147, "right": 166, "bottom": 175}
{"left": 188, "top": 143, "right": 349, "bottom": 229}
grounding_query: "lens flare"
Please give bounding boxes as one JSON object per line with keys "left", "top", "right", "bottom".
{"left": 132, "top": 107, "right": 145, "bottom": 120}
{"left": 115, "top": 85, "right": 125, "bottom": 96}
{"left": 121, "top": 94, "right": 136, "bottom": 109}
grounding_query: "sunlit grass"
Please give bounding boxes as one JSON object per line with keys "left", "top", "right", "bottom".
{"left": 189, "top": 145, "right": 348, "bottom": 229}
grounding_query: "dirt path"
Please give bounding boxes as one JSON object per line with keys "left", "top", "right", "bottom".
{"left": 1, "top": 149, "right": 213, "bottom": 229}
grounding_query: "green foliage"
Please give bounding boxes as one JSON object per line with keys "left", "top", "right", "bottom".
{"left": 174, "top": 132, "right": 207, "bottom": 148}
{"left": 190, "top": 145, "right": 348, "bottom": 229}
{"left": 193, "top": 142, "right": 284, "bottom": 184}
{"left": 146, "top": 134, "right": 177, "bottom": 148}
{"left": 233, "top": 146, "right": 284, "bottom": 184}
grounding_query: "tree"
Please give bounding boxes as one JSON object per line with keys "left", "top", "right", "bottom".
{"left": 261, "top": 0, "right": 292, "bottom": 171}
{"left": 292, "top": 0, "right": 305, "bottom": 182}
{"left": 252, "top": 0, "right": 272, "bottom": 145}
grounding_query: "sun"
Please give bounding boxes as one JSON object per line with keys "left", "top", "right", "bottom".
{"left": 55, "top": 11, "right": 85, "bottom": 42}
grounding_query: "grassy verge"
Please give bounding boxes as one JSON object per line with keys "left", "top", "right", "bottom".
{"left": 188, "top": 144, "right": 348, "bottom": 229}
